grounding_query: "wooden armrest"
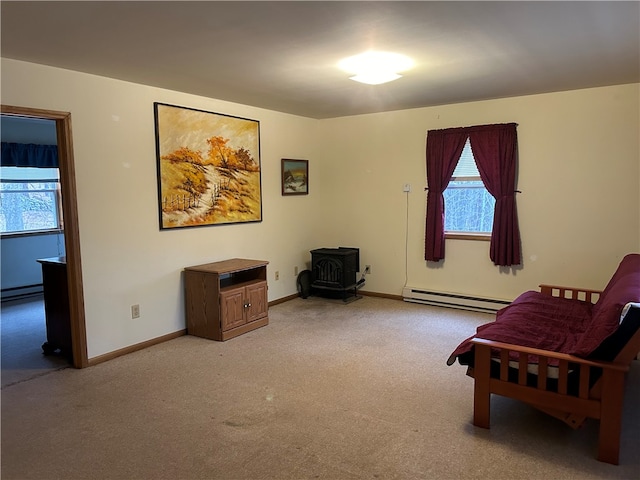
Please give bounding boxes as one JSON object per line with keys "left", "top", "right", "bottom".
{"left": 539, "top": 284, "right": 602, "bottom": 303}
{"left": 470, "top": 338, "right": 628, "bottom": 372}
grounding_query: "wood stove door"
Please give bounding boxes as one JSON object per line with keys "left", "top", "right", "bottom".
{"left": 313, "top": 258, "right": 343, "bottom": 288}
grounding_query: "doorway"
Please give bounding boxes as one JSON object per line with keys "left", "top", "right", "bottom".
{"left": 1, "top": 105, "right": 88, "bottom": 368}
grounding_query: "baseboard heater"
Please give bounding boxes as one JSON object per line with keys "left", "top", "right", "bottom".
{"left": 1, "top": 283, "right": 43, "bottom": 301}
{"left": 402, "top": 287, "right": 510, "bottom": 314}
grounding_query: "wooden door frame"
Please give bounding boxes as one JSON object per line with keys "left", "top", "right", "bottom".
{"left": 2, "top": 104, "right": 88, "bottom": 368}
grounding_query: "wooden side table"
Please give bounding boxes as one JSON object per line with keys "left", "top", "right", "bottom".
{"left": 184, "top": 258, "right": 269, "bottom": 341}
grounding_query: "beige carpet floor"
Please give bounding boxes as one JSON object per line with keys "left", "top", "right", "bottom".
{"left": 1, "top": 295, "right": 71, "bottom": 388}
{"left": 1, "top": 296, "right": 638, "bottom": 479}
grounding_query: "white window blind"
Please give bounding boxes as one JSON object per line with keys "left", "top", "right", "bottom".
{"left": 451, "top": 138, "right": 479, "bottom": 179}
{"left": 1, "top": 166, "right": 59, "bottom": 181}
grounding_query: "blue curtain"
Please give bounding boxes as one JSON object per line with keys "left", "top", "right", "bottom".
{"left": 1, "top": 142, "right": 58, "bottom": 168}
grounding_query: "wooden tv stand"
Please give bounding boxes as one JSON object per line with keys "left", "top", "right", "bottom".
{"left": 184, "top": 258, "right": 269, "bottom": 341}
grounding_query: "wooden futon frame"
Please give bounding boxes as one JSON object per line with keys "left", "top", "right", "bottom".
{"left": 468, "top": 284, "right": 640, "bottom": 465}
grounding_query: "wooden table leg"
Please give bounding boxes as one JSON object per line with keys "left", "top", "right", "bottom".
{"left": 597, "top": 370, "right": 625, "bottom": 465}
{"left": 473, "top": 343, "right": 492, "bottom": 429}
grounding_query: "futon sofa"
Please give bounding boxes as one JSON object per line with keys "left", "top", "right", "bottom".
{"left": 447, "top": 253, "right": 640, "bottom": 464}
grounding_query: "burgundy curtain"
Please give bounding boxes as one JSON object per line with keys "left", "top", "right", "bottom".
{"left": 468, "top": 123, "right": 521, "bottom": 266}
{"left": 424, "top": 128, "right": 468, "bottom": 261}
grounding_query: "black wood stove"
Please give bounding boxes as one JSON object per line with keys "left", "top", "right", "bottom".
{"left": 309, "top": 247, "right": 365, "bottom": 301}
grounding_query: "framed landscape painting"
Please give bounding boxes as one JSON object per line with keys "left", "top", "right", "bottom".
{"left": 153, "top": 102, "right": 262, "bottom": 229}
{"left": 281, "top": 159, "right": 309, "bottom": 195}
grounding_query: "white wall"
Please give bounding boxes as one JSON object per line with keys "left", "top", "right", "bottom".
{"left": 318, "top": 84, "right": 640, "bottom": 300}
{"left": 1, "top": 233, "right": 65, "bottom": 297}
{"left": 2, "top": 58, "right": 638, "bottom": 359}
{"left": 2, "top": 58, "right": 321, "bottom": 358}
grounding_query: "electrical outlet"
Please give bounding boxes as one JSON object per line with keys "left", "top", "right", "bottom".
{"left": 131, "top": 304, "right": 140, "bottom": 319}
{"left": 364, "top": 265, "right": 371, "bottom": 274}
{"left": 275, "top": 271, "right": 280, "bottom": 281}
{"left": 294, "top": 266, "right": 299, "bottom": 276}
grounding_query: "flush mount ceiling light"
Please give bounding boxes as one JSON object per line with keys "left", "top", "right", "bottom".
{"left": 338, "top": 51, "right": 414, "bottom": 85}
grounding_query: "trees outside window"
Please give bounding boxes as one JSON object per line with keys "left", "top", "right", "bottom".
{"left": 443, "top": 138, "right": 495, "bottom": 235}
{"left": 0, "top": 167, "right": 62, "bottom": 234}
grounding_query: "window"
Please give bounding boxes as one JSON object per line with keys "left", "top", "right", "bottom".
{"left": 425, "top": 123, "right": 520, "bottom": 265}
{"left": 443, "top": 138, "right": 494, "bottom": 236}
{"left": 0, "top": 167, "right": 62, "bottom": 234}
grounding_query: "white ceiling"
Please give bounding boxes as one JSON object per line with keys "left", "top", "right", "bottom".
{"left": 2, "top": 1, "right": 638, "bottom": 119}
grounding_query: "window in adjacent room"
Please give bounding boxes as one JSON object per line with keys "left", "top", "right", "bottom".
{"left": 0, "top": 166, "right": 63, "bottom": 235}
{"left": 443, "top": 138, "right": 494, "bottom": 237}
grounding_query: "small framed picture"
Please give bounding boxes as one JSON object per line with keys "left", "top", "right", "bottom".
{"left": 281, "top": 159, "right": 308, "bottom": 195}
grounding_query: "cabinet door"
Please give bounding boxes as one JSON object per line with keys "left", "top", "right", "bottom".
{"left": 220, "top": 286, "right": 246, "bottom": 331}
{"left": 245, "top": 281, "right": 268, "bottom": 323}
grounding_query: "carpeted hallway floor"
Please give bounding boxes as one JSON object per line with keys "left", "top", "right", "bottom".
{"left": 1, "top": 295, "right": 71, "bottom": 388}
{"left": 1, "top": 296, "right": 638, "bottom": 479}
